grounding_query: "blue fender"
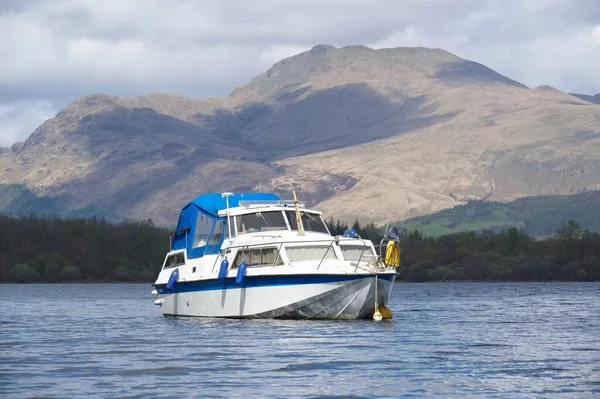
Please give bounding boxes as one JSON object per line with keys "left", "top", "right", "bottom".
{"left": 235, "top": 261, "right": 247, "bottom": 286}
{"left": 218, "top": 258, "right": 229, "bottom": 283}
{"left": 166, "top": 268, "right": 179, "bottom": 292}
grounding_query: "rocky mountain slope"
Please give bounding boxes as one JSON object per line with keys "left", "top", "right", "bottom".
{"left": 570, "top": 93, "right": 600, "bottom": 105}
{"left": 1, "top": 45, "right": 600, "bottom": 225}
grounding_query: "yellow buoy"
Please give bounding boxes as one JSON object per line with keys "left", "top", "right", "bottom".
{"left": 378, "top": 305, "right": 393, "bottom": 319}
{"left": 372, "top": 273, "right": 392, "bottom": 321}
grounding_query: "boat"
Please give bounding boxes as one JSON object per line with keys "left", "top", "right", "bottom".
{"left": 151, "top": 191, "right": 399, "bottom": 319}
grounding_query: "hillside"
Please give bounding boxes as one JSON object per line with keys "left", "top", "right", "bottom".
{"left": 1, "top": 45, "right": 600, "bottom": 225}
{"left": 396, "top": 191, "right": 600, "bottom": 237}
{"left": 0, "top": 183, "right": 117, "bottom": 218}
{"left": 570, "top": 93, "right": 600, "bottom": 105}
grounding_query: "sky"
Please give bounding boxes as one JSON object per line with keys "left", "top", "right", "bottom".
{"left": 1, "top": 0, "right": 600, "bottom": 147}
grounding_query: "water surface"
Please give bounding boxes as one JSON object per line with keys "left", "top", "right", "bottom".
{"left": 1, "top": 283, "right": 599, "bottom": 398}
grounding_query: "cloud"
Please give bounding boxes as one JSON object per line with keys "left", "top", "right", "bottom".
{"left": 0, "top": 101, "right": 56, "bottom": 147}
{"left": 1, "top": 0, "right": 599, "bottom": 145}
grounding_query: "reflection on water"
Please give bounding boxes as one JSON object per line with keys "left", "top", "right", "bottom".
{"left": 1, "top": 283, "right": 599, "bottom": 398}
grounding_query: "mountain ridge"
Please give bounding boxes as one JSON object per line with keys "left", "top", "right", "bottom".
{"left": 1, "top": 45, "right": 599, "bottom": 225}
{"left": 570, "top": 92, "right": 600, "bottom": 105}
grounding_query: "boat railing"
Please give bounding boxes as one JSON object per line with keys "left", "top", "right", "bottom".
{"left": 350, "top": 238, "right": 368, "bottom": 272}
{"left": 374, "top": 243, "right": 388, "bottom": 258}
{"left": 238, "top": 200, "right": 306, "bottom": 209}
{"left": 249, "top": 234, "right": 283, "bottom": 240}
{"left": 210, "top": 237, "right": 378, "bottom": 272}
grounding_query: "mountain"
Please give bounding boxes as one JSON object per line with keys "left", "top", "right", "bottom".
{"left": 2, "top": 45, "right": 600, "bottom": 225}
{"left": 0, "top": 183, "right": 113, "bottom": 218}
{"left": 395, "top": 191, "right": 600, "bottom": 237}
{"left": 570, "top": 93, "right": 600, "bottom": 105}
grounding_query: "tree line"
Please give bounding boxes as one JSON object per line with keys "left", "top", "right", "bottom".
{"left": 0, "top": 214, "right": 168, "bottom": 283}
{"left": 1, "top": 213, "right": 599, "bottom": 282}
{"left": 328, "top": 218, "right": 600, "bottom": 282}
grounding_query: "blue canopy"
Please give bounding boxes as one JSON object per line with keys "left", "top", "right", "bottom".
{"left": 171, "top": 192, "right": 281, "bottom": 258}
{"left": 188, "top": 192, "right": 281, "bottom": 217}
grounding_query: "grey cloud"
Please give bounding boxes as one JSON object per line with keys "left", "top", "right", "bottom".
{"left": 1, "top": 0, "right": 599, "bottom": 145}
{"left": 0, "top": 101, "right": 55, "bottom": 147}
{"left": 0, "top": 0, "right": 39, "bottom": 13}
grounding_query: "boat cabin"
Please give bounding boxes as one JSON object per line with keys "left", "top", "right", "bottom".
{"left": 169, "top": 192, "right": 330, "bottom": 260}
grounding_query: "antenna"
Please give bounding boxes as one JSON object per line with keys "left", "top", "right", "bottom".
{"left": 221, "top": 192, "right": 234, "bottom": 242}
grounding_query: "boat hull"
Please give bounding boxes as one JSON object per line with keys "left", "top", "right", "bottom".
{"left": 155, "top": 273, "right": 396, "bottom": 319}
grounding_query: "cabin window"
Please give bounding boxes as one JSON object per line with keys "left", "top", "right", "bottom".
{"left": 285, "top": 245, "right": 337, "bottom": 262}
{"left": 193, "top": 212, "right": 213, "bottom": 248}
{"left": 164, "top": 252, "right": 185, "bottom": 269}
{"left": 285, "top": 211, "right": 329, "bottom": 234}
{"left": 340, "top": 246, "right": 373, "bottom": 261}
{"left": 208, "top": 219, "right": 224, "bottom": 246}
{"left": 232, "top": 247, "right": 283, "bottom": 268}
{"left": 236, "top": 211, "right": 287, "bottom": 234}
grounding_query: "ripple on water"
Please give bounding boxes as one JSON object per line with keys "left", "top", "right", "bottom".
{"left": 1, "top": 282, "right": 599, "bottom": 398}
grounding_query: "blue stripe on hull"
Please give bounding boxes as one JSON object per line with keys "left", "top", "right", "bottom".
{"left": 156, "top": 273, "right": 396, "bottom": 294}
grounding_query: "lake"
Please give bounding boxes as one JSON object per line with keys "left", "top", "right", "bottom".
{"left": 1, "top": 282, "right": 599, "bottom": 398}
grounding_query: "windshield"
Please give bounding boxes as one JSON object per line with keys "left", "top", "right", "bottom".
{"left": 236, "top": 211, "right": 288, "bottom": 234}
{"left": 285, "top": 211, "right": 329, "bottom": 234}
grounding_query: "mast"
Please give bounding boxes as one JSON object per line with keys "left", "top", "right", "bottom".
{"left": 292, "top": 188, "right": 305, "bottom": 236}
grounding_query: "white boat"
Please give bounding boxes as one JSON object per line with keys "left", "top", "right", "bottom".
{"left": 152, "top": 192, "right": 399, "bottom": 319}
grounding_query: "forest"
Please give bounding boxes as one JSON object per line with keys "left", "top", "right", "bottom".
{"left": 396, "top": 190, "right": 600, "bottom": 237}
{"left": 0, "top": 214, "right": 168, "bottom": 283}
{"left": 1, "top": 213, "right": 599, "bottom": 282}
{"left": 337, "top": 219, "right": 600, "bottom": 282}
